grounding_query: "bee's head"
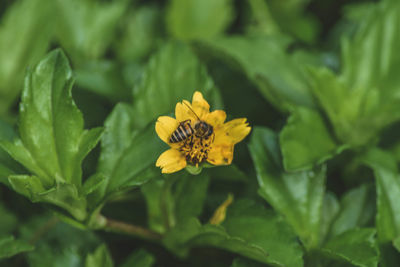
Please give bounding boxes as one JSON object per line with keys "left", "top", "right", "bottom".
{"left": 194, "top": 121, "right": 213, "bottom": 138}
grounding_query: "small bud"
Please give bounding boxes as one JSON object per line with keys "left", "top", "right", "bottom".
{"left": 209, "top": 194, "right": 234, "bottom": 225}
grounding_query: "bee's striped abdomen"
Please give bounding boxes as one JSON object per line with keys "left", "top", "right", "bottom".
{"left": 170, "top": 121, "right": 193, "bottom": 143}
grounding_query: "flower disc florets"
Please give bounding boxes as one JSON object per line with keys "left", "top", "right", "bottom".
{"left": 155, "top": 91, "right": 251, "bottom": 174}
{"left": 179, "top": 132, "right": 213, "bottom": 166}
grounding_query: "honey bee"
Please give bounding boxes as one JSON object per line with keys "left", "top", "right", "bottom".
{"left": 169, "top": 102, "right": 214, "bottom": 143}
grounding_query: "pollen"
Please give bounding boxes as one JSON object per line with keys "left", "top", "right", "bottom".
{"left": 180, "top": 135, "right": 213, "bottom": 166}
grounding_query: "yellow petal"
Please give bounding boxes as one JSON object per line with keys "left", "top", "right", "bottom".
{"left": 175, "top": 101, "right": 196, "bottom": 122}
{"left": 204, "top": 110, "right": 226, "bottom": 127}
{"left": 155, "top": 116, "right": 179, "bottom": 144}
{"left": 209, "top": 194, "right": 234, "bottom": 225}
{"left": 192, "top": 91, "right": 210, "bottom": 118}
{"left": 207, "top": 144, "right": 234, "bottom": 165}
{"left": 156, "top": 149, "right": 186, "bottom": 173}
{"left": 221, "top": 118, "right": 251, "bottom": 144}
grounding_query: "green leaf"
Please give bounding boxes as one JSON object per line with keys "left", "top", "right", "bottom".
{"left": 1, "top": 140, "right": 48, "bottom": 185}
{"left": 0, "top": 204, "right": 18, "bottom": 236}
{"left": 75, "top": 60, "right": 129, "bottom": 102}
{"left": 379, "top": 242, "right": 400, "bottom": 267}
{"left": 0, "top": 236, "right": 33, "bottom": 259}
{"left": 0, "top": 119, "right": 17, "bottom": 144}
{"left": 0, "top": 0, "right": 53, "bottom": 114}
{"left": 8, "top": 175, "right": 45, "bottom": 198}
{"left": 0, "top": 165, "right": 12, "bottom": 185}
{"left": 97, "top": 104, "right": 136, "bottom": 182}
{"left": 222, "top": 200, "right": 304, "bottom": 267}
{"left": 141, "top": 177, "right": 165, "bottom": 233}
{"left": 249, "top": 127, "right": 326, "bottom": 249}
{"left": 0, "top": 164, "right": 12, "bottom": 185}
{"left": 116, "top": 6, "right": 162, "bottom": 62}
{"left": 22, "top": 216, "right": 100, "bottom": 267}
{"left": 85, "top": 244, "right": 113, "bottom": 267}
{"left": 173, "top": 173, "right": 210, "bottom": 224}
{"left": 308, "top": 67, "right": 360, "bottom": 146}
{"left": 280, "top": 106, "right": 343, "bottom": 171}
{"left": 0, "top": 119, "right": 20, "bottom": 185}
{"left": 131, "top": 42, "right": 218, "bottom": 129}
{"left": 321, "top": 228, "right": 379, "bottom": 267}
{"left": 141, "top": 172, "right": 209, "bottom": 233}
{"left": 164, "top": 200, "right": 303, "bottom": 267}
{"left": 309, "top": 1, "right": 400, "bottom": 148}
{"left": 164, "top": 218, "right": 267, "bottom": 263}
{"left": 207, "top": 164, "right": 248, "bottom": 182}
{"left": 341, "top": 0, "right": 400, "bottom": 91}
{"left": 245, "top": 0, "right": 280, "bottom": 36}
{"left": 8, "top": 175, "right": 87, "bottom": 221}
{"left": 83, "top": 174, "right": 106, "bottom": 196}
{"left": 319, "top": 193, "right": 340, "bottom": 245}
{"left": 393, "top": 236, "right": 400, "bottom": 252}
{"left": 0, "top": 49, "right": 103, "bottom": 189}
{"left": 361, "top": 148, "right": 400, "bottom": 243}
{"left": 121, "top": 62, "right": 146, "bottom": 90}
{"left": 166, "top": 0, "right": 234, "bottom": 41}
{"left": 330, "top": 184, "right": 375, "bottom": 237}
{"left": 200, "top": 36, "right": 314, "bottom": 112}
{"left": 55, "top": 0, "right": 126, "bottom": 64}
{"left": 96, "top": 104, "right": 163, "bottom": 203}
{"left": 231, "top": 257, "right": 265, "bottom": 267}
{"left": 53, "top": 210, "right": 88, "bottom": 231}
{"left": 267, "top": 0, "right": 320, "bottom": 44}
{"left": 308, "top": 67, "right": 398, "bottom": 147}
{"left": 120, "top": 249, "right": 155, "bottom": 267}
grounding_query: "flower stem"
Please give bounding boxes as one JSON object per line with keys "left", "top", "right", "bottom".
{"left": 104, "top": 217, "right": 162, "bottom": 241}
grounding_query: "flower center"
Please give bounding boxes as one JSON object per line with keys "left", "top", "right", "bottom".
{"left": 179, "top": 134, "right": 213, "bottom": 166}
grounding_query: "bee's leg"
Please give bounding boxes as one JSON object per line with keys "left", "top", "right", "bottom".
{"left": 187, "top": 134, "right": 194, "bottom": 148}
{"left": 184, "top": 134, "right": 190, "bottom": 146}
{"left": 191, "top": 135, "right": 195, "bottom": 146}
{"left": 200, "top": 137, "right": 205, "bottom": 148}
{"left": 211, "top": 132, "right": 215, "bottom": 143}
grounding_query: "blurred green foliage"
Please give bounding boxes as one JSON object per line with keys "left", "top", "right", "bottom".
{"left": 1, "top": 0, "right": 400, "bottom": 266}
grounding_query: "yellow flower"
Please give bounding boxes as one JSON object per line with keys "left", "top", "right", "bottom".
{"left": 155, "top": 91, "right": 251, "bottom": 174}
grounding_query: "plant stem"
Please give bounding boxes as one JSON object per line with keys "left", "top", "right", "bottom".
{"left": 104, "top": 217, "right": 162, "bottom": 241}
